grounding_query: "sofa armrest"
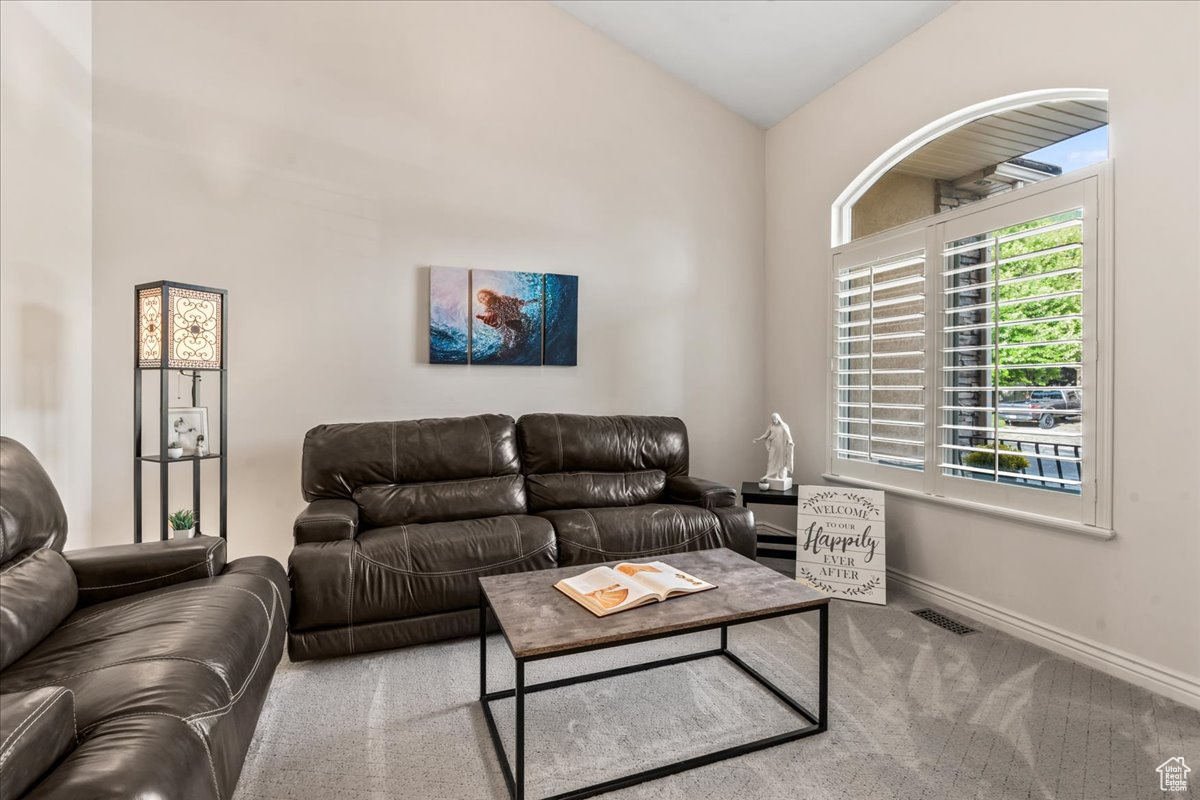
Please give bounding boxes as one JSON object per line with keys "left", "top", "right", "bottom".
{"left": 664, "top": 476, "right": 737, "bottom": 510}
{"left": 0, "top": 686, "right": 78, "bottom": 799}
{"left": 65, "top": 536, "right": 227, "bottom": 607}
{"left": 294, "top": 499, "right": 359, "bottom": 544}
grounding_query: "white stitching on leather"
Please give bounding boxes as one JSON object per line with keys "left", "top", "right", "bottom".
{"left": 0, "top": 687, "right": 73, "bottom": 766}
{"left": 507, "top": 516, "right": 523, "bottom": 557}
{"left": 357, "top": 475, "right": 516, "bottom": 492}
{"left": 355, "top": 540, "right": 555, "bottom": 577}
{"left": 559, "top": 522, "right": 720, "bottom": 557}
{"left": 20, "top": 656, "right": 233, "bottom": 698}
{"left": 478, "top": 416, "right": 493, "bottom": 475}
{"left": 183, "top": 579, "right": 284, "bottom": 726}
{"left": 554, "top": 414, "right": 564, "bottom": 472}
{"left": 582, "top": 509, "right": 603, "bottom": 550}
{"left": 195, "top": 723, "right": 223, "bottom": 799}
{"left": 391, "top": 422, "right": 398, "bottom": 484}
{"left": 399, "top": 525, "right": 413, "bottom": 572}
{"left": 71, "top": 711, "right": 223, "bottom": 800}
{"left": 0, "top": 548, "right": 48, "bottom": 575}
{"left": 63, "top": 585, "right": 213, "bottom": 628}
{"left": 22, "top": 580, "right": 279, "bottom": 702}
{"left": 77, "top": 540, "right": 224, "bottom": 591}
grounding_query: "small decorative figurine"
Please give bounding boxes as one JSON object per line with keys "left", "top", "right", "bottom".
{"left": 753, "top": 412, "right": 794, "bottom": 491}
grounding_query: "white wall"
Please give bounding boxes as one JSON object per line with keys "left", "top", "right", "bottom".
{"left": 766, "top": 0, "right": 1200, "bottom": 703}
{"left": 0, "top": 0, "right": 93, "bottom": 549}
{"left": 91, "top": 0, "right": 766, "bottom": 566}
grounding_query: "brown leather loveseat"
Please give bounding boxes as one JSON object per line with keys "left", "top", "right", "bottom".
{"left": 0, "top": 438, "right": 288, "bottom": 800}
{"left": 287, "top": 413, "right": 754, "bottom": 660}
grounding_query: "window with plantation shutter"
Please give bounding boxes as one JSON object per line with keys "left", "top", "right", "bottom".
{"left": 940, "top": 210, "right": 1084, "bottom": 493}
{"left": 831, "top": 229, "right": 928, "bottom": 491}
{"left": 827, "top": 169, "right": 1112, "bottom": 532}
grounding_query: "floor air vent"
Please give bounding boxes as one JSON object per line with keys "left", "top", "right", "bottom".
{"left": 912, "top": 608, "right": 977, "bottom": 635}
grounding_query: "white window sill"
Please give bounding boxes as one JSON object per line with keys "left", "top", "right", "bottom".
{"left": 821, "top": 472, "right": 1116, "bottom": 541}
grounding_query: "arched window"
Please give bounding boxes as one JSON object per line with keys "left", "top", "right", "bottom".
{"left": 832, "top": 89, "right": 1109, "bottom": 246}
{"left": 826, "top": 91, "right": 1114, "bottom": 536}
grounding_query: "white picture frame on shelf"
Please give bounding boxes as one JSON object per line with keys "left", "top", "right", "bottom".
{"left": 168, "top": 406, "right": 209, "bottom": 456}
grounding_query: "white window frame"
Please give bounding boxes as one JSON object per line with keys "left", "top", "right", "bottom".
{"left": 824, "top": 163, "right": 1114, "bottom": 539}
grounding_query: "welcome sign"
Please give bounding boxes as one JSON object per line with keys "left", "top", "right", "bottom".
{"left": 795, "top": 487, "right": 886, "bottom": 605}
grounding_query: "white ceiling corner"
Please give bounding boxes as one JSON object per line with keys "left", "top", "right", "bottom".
{"left": 552, "top": 0, "right": 954, "bottom": 128}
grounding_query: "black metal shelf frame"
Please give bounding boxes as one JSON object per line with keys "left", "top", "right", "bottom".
{"left": 133, "top": 282, "right": 228, "bottom": 542}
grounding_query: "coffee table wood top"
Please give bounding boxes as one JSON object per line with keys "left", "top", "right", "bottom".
{"left": 479, "top": 548, "right": 828, "bottom": 660}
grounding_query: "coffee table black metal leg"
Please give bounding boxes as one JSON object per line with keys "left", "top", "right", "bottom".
{"left": 515, "top": 660, "right": 525, "bottom": 800}
{"left": 479, "top": 593, "right": 488, "bottom": 701}
{"left": 818, "top": 601, "right": 828, "bottom": 732}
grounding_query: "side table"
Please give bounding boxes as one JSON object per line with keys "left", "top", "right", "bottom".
{"left": 741, "top": 481, "right": 799, "bottom": 561}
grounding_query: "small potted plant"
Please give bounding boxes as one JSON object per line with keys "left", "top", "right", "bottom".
{"left": 166, "top": 440, "right": 184, "bottom": 459}
{"left": 167, "top": 508, "right": 195, "bottom": 538}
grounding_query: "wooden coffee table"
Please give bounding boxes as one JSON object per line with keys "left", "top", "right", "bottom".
{"left": 478, "top": 548, "right": 829, "bottom": 800}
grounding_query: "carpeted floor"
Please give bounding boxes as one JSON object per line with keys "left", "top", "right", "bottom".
{"left": 235, "top": 586, "right": 1200, "bottom": 799}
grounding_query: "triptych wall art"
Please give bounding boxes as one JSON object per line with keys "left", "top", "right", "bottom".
{"left": 429, "top": 267, "right": 578, "bottom": 366}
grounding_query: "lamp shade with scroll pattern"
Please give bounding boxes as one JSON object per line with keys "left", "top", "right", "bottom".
{"left": 135, "top": 281, "right": 226, "bottom": 369}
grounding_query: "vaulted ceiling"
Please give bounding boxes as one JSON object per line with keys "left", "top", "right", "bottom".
{"left": 553, "top": 0, "right": 954, "bottom": 128}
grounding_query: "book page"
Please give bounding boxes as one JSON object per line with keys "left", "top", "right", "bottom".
{"left": 615, "top": 561, "right": 715, "bottom": 599}
{"left": 557, "top": 566, "right": 656, "bottom": 614}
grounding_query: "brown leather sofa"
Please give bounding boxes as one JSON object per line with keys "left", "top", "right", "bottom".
{"left": 0, "top": 438, "right": 288, "bottom": 800}
{"left": 287, "top": 413, "right": 754, "bottom": 660}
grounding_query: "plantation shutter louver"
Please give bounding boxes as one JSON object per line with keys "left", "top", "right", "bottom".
{"left": 832, "top": 229, "right": 928, "bottom": 489}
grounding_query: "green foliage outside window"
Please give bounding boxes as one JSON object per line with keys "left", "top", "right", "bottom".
{"left": 993, "top": 211, "right": 1083, "bottom": 387}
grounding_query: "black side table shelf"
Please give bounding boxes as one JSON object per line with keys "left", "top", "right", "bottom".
{"left": 741, "top": 481, "right": 799, "bottom": 561}
{"left": 134, "top": 367, "right": 228, "bottom": 542}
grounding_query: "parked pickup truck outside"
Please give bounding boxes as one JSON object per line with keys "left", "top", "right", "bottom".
{"left": 998, "top": 389, "right": 1081, "bottom": 429}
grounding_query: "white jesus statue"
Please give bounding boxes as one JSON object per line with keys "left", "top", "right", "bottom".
{"left": 753, "top": 412, "right": 794, "bottom": 490}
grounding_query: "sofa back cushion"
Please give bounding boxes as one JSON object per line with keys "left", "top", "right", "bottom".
{"left": 516, "top": 414, "right": 688, "bottom": 511}
{"left": 0, "top": 548, "right": 77, "bottom": 670}
{"left": 525, "top": 470, "right": 665, "bottom": 513}
{"left": 301, "top": 415, "right": 522, "bottom": 501}
{"left": 0, "top": 437, "right": 69, "bottom": 566}
{"left": 355, "top": 474, "right": 526, "bottom": 527}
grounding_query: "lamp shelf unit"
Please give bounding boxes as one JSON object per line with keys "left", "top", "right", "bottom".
{"left": 133, "top": 280, "right": 228, "bottom": 543}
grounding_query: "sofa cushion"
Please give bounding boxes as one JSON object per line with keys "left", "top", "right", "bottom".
{"left": 0, "top": 549, "right": 77, "bottom": 671}
{"left": 538, "top": 504, "right": 724, "bottom": 566}
{"left": 349, "top": 516, "right": 556, "bottom": 628}
{"left": 525, "top": 470, "right": 665, "bottom": 512}
{"left": 355, "top": 474, "right": 526, "bottom": 527}
{"left": 0, "top": 686, "right": 77, "bottom": 800}
{"left": 0, "top": 568, "right": 285, "bottom": 735}
{"left": 302, "top": 415, "right": 520, "bottom": 501}
{"left": 0, "top": 437, "right": 68, "bottom": 565}
{"left": 517, "top": 414, "right": 689, "bottom": 477}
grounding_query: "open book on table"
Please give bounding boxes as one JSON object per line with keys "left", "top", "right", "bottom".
{"left": 554, "top": 561, "right": 716, "bottom": 617}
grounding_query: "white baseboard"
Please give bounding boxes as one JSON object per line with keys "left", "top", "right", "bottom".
{"left": 888, "top": 567, "right": 1200, "bottom": 711}
{"left": 753, "top": 522, "right": 1200, "bottom": 710}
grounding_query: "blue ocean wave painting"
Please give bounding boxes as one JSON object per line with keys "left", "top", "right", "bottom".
{"left": 429, "top": 267, "right": 469, "bottom": 364}
{"left": 471, "top": 269, "right": 543, "bottom": 366}
{"left": 543, "top": 274, "right": 578, "bottom": 366}
{"left": 429, "top": 266, "right": 578, "bottom": 366}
